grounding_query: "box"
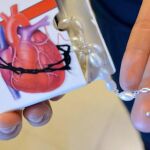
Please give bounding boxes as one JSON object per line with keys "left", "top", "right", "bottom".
{"left": 0, "top": 0, "right": 86, "bottom": 113}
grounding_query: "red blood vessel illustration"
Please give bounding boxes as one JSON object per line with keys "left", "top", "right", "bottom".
{"left": 0, "top": 5, "right": 65, "bottom": 93}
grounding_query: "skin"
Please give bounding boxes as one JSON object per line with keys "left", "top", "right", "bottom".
{"left": 1, "top": 0, "right": 150, "bottom": 140}
{"left": 0, "top": 95, "right": 63, "bottom": 140}
{"left": 120, "top": 0, "right": 150, "bottom": 132}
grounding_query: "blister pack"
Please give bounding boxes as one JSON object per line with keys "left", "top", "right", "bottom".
{"left": 1, "top": 0, "right": 138, "bottom": 113}
{"left": 57, "top": 0, "right": 150, "bottom": 102}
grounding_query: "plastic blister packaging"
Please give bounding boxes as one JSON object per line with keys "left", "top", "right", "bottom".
{"left": 56, "top": 0, "right": 116, "bottom": 83}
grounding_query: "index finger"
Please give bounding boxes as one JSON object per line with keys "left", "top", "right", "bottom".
{"left": 120, "top": 0, "right": 150, "bottom": 91}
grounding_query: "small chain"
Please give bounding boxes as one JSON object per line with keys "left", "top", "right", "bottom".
{"left": 131, "top": 88, "right": 150, "bottom": 97}
{"left": 139, "top": 88, "right": 150, "bottom": 93}
{"left": 115, "top": 87, "right": 150, "bottom": 101}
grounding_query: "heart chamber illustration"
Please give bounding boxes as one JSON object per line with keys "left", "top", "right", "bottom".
{"left": 0, "top": 5, "right": 68, "bottom": 93}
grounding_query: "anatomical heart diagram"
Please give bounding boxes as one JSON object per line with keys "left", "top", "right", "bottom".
{"left": 0, "top": 0, "right": 86, "bottom": 113}
{"left": 0, "top": 4, "right": 71, "bottom": 94}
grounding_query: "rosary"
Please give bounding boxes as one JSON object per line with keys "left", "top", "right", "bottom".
{"left": 57, "top": 16, "right": 150, "bottom": 112}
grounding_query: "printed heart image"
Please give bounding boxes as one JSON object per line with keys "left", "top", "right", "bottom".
{"left": 0, "top": 4, "right": 70, "bottom": 93}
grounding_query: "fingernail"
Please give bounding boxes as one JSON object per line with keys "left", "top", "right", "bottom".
{"left": 0, "top": 125, "right": 18, "bottom": 134}
{"left": 28, "top": 114, "right": 44, "bottom": 123}
{"left": 28, "top": 112, "right": 51, "bottom": 126}
{"left": 146, "top": 112, "right": 150, "bottom": 117}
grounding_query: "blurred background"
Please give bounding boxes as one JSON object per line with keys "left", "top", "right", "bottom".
{"left": 0, "top": 81, "right": 144, "bottom": 150}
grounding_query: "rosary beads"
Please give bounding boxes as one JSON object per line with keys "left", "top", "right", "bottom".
{"left": 58, "top": 16, "right": 150, "bottom": 103}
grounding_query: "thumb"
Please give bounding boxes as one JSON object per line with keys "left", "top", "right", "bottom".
{"left": 120, "top": 0, "right": 150, "bottom": 132}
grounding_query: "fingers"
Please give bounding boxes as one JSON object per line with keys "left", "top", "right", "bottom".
{"left": 120, "top": 0, "right": 150, "bottom": 133}
{"left": 0, "top": 93, "right": 63, "bottom": 141}
{"left": 50, "top": 95, "right": 64, "bottom": 101}
{"left": 120, "top": 0, "right": 150, "bottom": 90}
{"left": 23, "top": 95, "right": 64, "bottom": 126}
{"left": 23, "top": 94, "right": 64, "bottom": 126}
{"left": 0, "top": 95, "right": 63, "bottom": 140}
{"left": 131, "top": 93, "right": 150, "bottom": 133}
{"left": 131, "top": 57, "right": 150, "bottom": 132}
{"left": 0, "top": 111, "right": 22, "bottom": 140}
{"left": 23, "top": 101, "right": 52, "bottom": 127}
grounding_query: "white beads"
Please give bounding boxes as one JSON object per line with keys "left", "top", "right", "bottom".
{"left": 58, "top": 17, "right": 83, "bottom": 32}
{"left": 58, "top": 18, "right": 71, "bottom": 29}
{"left": 106, "top": 80, "right": 117, "bottom": 92}
{"left": 78, "top": 52, "right": 86, "bottom": 67}
{"left": 71, "top": 36, "right": 84, "bottom": 48}
{"left": 89, "top": 52, "right": 103, "bottom": 68}
{"left": 139, "top": 88, "right": 150, "bottom": 93}
{"left": 99, "top": 69, "right": 111, "bottom": 81}
{"left": 146, "top": 112, "right": 150, "bottom": 117}
{"left": 88, "top": 44, "right": 103, "bottom": 54}
{"left": 118, "top": 91, "right": 135, "bottom": 101}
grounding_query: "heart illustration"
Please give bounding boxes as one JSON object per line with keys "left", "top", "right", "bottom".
{"left": 0, "top": 5, "right": 65, "bottom": 93}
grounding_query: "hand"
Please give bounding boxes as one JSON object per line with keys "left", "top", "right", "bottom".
{"left": 120, "top": 0, "right": 150, "bottom": 133}
{"left": 0, "top": 95, "right": 63, "bottom": 140}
